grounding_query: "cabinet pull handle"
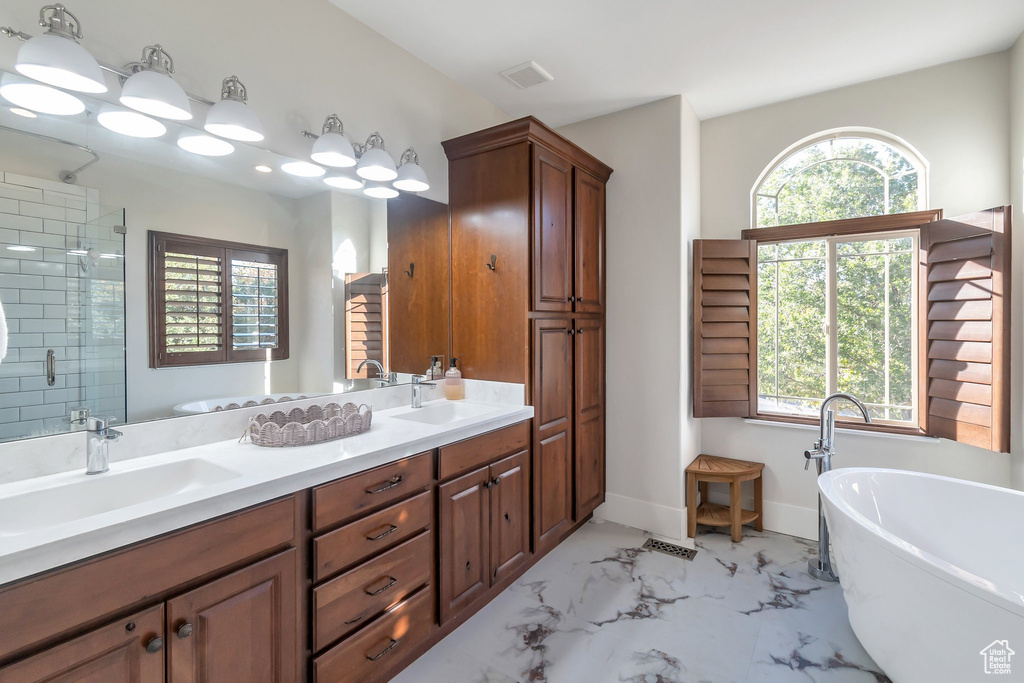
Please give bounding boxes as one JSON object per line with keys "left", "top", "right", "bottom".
{"left": 344, "top": 613, "right": 366, "bottom": 625}
{"left": 366, "top": 638, "right": 399, "bottom": 661}
{"left": 492, "top": 476, "right": 502, "bottom": 486}
{"left": 366, "top": 475, "right": 403, "bottom": 495}
{"left": 365, "top": 575, "right": 398, "bottom": 596}
{"left": 367, "top": 524, "right": 399, "bottom": 541}
{"left": 176, "top": 623, "right": 193, "bottom": 639}
{"left": 145, "top": 637, "right": 164, "bottom": 654}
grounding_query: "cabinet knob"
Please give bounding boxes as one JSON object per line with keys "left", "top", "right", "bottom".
{"left": 177, "top": 623, "right": 193, "bottom": 639}
{"left": 578, "top": 297, "right": 584, "bottom": 303}
{"left": 145, "top": 637, "right": 164, "bottom": 654}
{"left": 568, "top": 296, "right": 575, "bottom": 303}
{"left": 568, "top": 329, "right": 575, "bottom": 336}
{"left": 578, "top": 328, "right": 584, "bottom": 335}
{"left": 484, "top": 480, "right": 493, "bottom": 489}
{"left": 492, "top": 477, "right": 502, "bottom": 486}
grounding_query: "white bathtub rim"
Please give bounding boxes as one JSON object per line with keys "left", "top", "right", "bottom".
{"left": 819, "top": 467, "right": 1024, "bottom": 619}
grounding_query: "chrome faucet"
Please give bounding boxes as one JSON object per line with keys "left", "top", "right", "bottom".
{"left": 410, "top": 375, "right": 436, "bottom": 409}
{"left": 804, "top": 392, "right": 871, "bottom": 581}
{"left": 357, "top": 359, "right": 397, "bottom": 387}
{"left": 86, "top": 416, "right": 122, "bottom": 475}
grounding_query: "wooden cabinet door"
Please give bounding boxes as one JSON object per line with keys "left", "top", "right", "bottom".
{"left": 574, "top": 169, "right": 605, "bottom": 313}
{"left": 488, "top": 450, "right": 530, "bottom": 585}
{"left": 532, "top": 146, "right": 574, "bottom": 313}
{"left": 574, "top": 319, "right": 605, "bottom": 519}
{"left": 166, "top": 549, "right": 298, "bottom": 683}
{"left": 0, "top": 605, "right": 165, "bottom": 683}
{"left": 438, "top": 466, "right": 490, "bottom": 623}
{"left": 532, "top": 319, "right": 574, "bottom": 551}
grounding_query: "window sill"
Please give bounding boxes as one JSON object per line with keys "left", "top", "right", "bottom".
{"left": 743, "top": 418, "right": 939, "bottom": 443}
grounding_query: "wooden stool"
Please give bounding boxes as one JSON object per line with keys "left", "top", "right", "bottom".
{"left": 686, "top": 454, "right": 764, "bottom": 542}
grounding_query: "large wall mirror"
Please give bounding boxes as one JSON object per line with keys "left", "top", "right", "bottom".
{"left": 0, "top": 69, "right": 450, "bottom": 443}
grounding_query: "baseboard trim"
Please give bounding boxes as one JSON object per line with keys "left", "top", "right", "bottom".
{"left": 762, "top": 500, "right": 817, "bottom": 540}
{"left": 593, "top": 493, "right": 683, "bottom": 541}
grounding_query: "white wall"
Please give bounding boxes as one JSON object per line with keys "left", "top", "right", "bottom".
{"left": 559, "top": 96, "right": 702, "bottom": 540}
{"left": 1011, "top": 34, "right": 1024, "bottom": 491}
{"left": 700, "top": 53, "right": 1015, "bottom": 537}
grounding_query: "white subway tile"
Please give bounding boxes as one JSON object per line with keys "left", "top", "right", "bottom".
{"left": 3, "top": 174, "right": 86, "bottom": 197}
{"left": 20, "top": 403, "right": 66, "bottom": 420}
{"left": 19, "top": 290, "right": 64, "bottom": 305}
{"left": 19, "top": 232, "right": 64, "bottom": 249}
{"left": 0, "top": 274, "right": 43, "bottom": 289}
{"left": 0, "top": 183, "right": 43, "bottom": 202}
{"left": 20, "top": 319, "right": 65, "bottom": 333}
{"left": 66, "top": 209, "right": 86, "bottom": 223}
{"left": 20, "top": 260, "right": 65, "bottom": 277}
{"left": 8, "top": 333, "right": 44, "bottom": 347}
{"left": 20, "top": 375, "right": 65, "bottom": 391}
{"left": 44, "top": 389, "right": 70, "bottom": 404}
{"left": 0, "top": 391, "right": 42, "bottom": 408}
{"left": 0, "top": 259, "right": 19, "bottom": 274}
{"left": 43, "top": 333, "right": 69, "bottom": 347}
{"left": 3, "top": 303, "right": 44, "bottom": 317}
{"left": 0, "top": 362, "right": 44, "bottom": 378}
{"left": 43, "top": 220, "right": 67, "bottom": 235}
{"left": 0, "top": 198, "right": 19, "bottom": 214}
{"left": 44, "top": 276, "right": 67, "bottom": 290}
{"left": 0, "top": 214, "right": 42, "bottom": 232}
{"left": 19, "top": 202, "right": 65, "bottom": 221}
{"left": 0, "top": 288, "right": 19, "bottom": 302}
{"left": 0, "top": 408, "right": 20, "bottom": 424}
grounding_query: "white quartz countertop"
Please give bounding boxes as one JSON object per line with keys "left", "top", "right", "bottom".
{"left": 0, "top": 399, "right": 533, "bottom": 586}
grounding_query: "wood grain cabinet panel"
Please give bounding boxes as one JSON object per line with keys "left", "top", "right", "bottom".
{"left": 313, "top": 452, "right": 432, "bottom": 531}
{"left": 574, "top": 169, "right": 605, "bottom": 313}
{"left": 0, "top": 605, "right": 165, "bottom": 683}
{"left": 438, "top": 467, "right": 491, "bottom": 623}
{"left": 532, "top": 146, "right": 574, "bottom": 312}
{"left": 166, "top": 549, "right": 298, "bottom": 683}
{"left": 489, "top": 450, "right": 530, "bottom": 584}
{"left": 532, "top": 319, "right": 574, "bottom": 550}
{"left": 574, "top": 318, "right": 605, "bottom": 519}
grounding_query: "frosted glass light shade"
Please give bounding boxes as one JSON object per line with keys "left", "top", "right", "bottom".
{"left": 356, "top": 147, "right": 397, "bottom": 181}
{"left": 204, "top": 98, "right": 263, "bottom": 142}
{"left": 393, "top": 161, "right": 429, "bottom": 192}
{"left": 97, "top": 108, "right": 166, "bottom": 138}
{"left": 363, "top": 184, "right": 398, "bottom": 199}
{"left": 0, "top": 74, "right": 84, "bottom": 115}
{"left": 16, "top": 33, "right": 107, "bottom": 93}
{"left": 311, "top": 132, "right": 356, "bottom": 168}
{"left": 178, "top": 133, "right": 234, "bottom": 156}
{"left": 120, "top": 69, "right": 192, "bottom": 120}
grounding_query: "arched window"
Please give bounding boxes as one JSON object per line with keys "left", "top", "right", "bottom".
{"left": 752, "top": 129, "right": 928, "bottom": 228}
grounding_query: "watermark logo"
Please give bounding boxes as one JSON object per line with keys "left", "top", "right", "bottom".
{"left": 980, "top": 640, "right": 1014, "bottom": 675}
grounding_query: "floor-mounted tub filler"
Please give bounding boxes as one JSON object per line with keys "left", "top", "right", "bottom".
{"left": 819, "top": 468, "right": 1024, "bottom": 683}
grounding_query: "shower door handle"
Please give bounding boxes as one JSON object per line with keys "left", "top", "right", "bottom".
{"left": 46, "top": 349, "right": 56, "bottom": 386}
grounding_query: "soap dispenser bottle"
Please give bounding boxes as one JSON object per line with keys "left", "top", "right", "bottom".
{"left": 445, "top": 358, "right": 464, "bottom": 401}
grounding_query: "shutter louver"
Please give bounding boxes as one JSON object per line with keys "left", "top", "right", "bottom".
{"left": 693, "top": 239, "right": 757, "bottom": 418}
{"left": 921, "top": 207, "right": 1010, "bottom": 452}
{"left": 159, "top": 245, "right": 224, "bottom": 364}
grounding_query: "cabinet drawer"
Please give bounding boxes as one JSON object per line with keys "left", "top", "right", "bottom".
{"left": 313, "top": 586, "right": 434, "bottom": 683}
{"left": 313, "top": 531, "right": 432, "bottom": 652}
{"left": 439, "top": 421, "right": 530, "bottom": 480}
{"left": 313, "top": 452, "right": 433, "bottom": 531}
{"left": 313, "top": 491, "right": 432, "bottom": 582}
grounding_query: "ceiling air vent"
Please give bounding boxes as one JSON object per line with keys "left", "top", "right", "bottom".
{"left": 500, "top": 61, "right": 554, "bottom": 89}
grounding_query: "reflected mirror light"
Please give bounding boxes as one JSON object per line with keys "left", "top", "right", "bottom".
{"left": 0, "top": 76, "right": 85, "bottom": 116}
{"left": 363, "top": 184, "right": 398, "bottom": 199}
{"left": 97, "top": 108, "right": 167, "bottom": 138}
{"left": 281, "top": 161, "right": 325, "bottom": 178}
{"left": 178, "top": 133, "right": 235, "bottom": 157}
{"left": 8, "top": 107, "right": 37, "bottom": 119}
{"left": 6, "top": 245, "right": 37, "bottom": 252}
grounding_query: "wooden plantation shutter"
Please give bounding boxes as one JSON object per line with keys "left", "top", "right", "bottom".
{"left": 693, "top": 239, "right": 757, "bottom": 417}
{"left": 149, "top": 232, "right": 289, "bottom": 368}
{"left": 920, "top": 207, "right": 1011, "bottom": 452}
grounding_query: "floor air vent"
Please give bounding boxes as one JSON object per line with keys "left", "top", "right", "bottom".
{"left": 643, "top": 538, "right": 697, "bottom": 561}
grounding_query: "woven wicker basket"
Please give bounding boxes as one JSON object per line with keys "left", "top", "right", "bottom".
{"left": 247, "top": 402, "right": 372, "bottom": 447}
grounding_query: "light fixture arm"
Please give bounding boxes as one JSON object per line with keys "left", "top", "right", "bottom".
{"left": 353, "top": 131, "right": 386, "bottom": 157}
{"left": 39, "top": 4, "right": 83, "bottom": 40}
{"left": 399, "top": 148, "right": 419, "bottom": 165}
{"left": 220, "top": 75, "right": 248, "bottom": 102}
{"left": 321, "top": 113, "right": 344, "bottom": 135}
{"left": 125, "top": 44, "right": 176, "bottom": 76}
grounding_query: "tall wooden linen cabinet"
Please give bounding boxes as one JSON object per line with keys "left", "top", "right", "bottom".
{"left": 443, "top": 117, "right": 612, "bottom": 553}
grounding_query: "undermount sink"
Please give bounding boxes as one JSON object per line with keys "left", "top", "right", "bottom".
{"left": 390, "top": 401, "right": 500, "bottom": 426}
{"left": 0, "top": 459, "right": 242, "bottom": 537}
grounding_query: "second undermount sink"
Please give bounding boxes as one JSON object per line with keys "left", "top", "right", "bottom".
{"left": 0, "top": 458, "right": 242, "bottom": 537}
{"left": 390, "top": 401, "right": 500, "bottom": 426}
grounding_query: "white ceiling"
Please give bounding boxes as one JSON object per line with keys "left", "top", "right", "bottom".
{"left": 329, "top": 0, "right": 1024, "bottom": 125}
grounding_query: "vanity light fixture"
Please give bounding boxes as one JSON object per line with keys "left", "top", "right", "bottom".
{"left": 177, "top": 132, "right": 234, "bottom": 156}
{"left": 204, "top": 75, "right": 263, "bottom": 142}
{"left": 14, "top": 4, "right": 107, "bottom": 94}
{"left": 324, "top": 168, "right": 364, "bottom": 190}
{"left": 393, "top": 148, "right": 429, "bottom": 192}
{"left": 363, "top": 182, "right": 399, "bottom": 199}
{"left": 97, "top": 106, "right": 166, "bottom": 138}
{"left": 8, "top": 107, "right": 37, "bottom": 118}
{"left": 311, "top": 114, "right": 356, "bottom": 167}
{"left": 0, "top": 72, "right": 84, "bottom": 115}
{"left": 355, "top": 132, "right": 397, "bottom": 181}
{"left": 119, "top": 45, "right": 192, "bottom": 121}
{"left": 280, "top": 160, "right": 325, "bottom": 178}
{"left": 252, "top": 164, "right": 272, "bottom": 173}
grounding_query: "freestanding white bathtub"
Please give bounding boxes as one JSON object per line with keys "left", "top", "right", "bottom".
{"left": 818, "top": 468, "right": 1024, "bottom": 683}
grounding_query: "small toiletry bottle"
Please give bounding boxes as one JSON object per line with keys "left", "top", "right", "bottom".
{"left": 445, "top": 358, "right": 464, "bottom": 401}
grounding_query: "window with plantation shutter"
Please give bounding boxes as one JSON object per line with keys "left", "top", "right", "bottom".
{"left": 149, "top": 232, "right": 288, "bottom": 368}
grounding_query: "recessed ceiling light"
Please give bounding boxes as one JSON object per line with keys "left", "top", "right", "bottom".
{"left": 0, "top": 76, "right": 85, "bottom": 116}
{"left": 363, "top": 184, "right": 399, "bottom": 199}
{"left": 252, "top": 164, "right": 273, "bottom": 173}
{"left": 177, "top": 133, "right": 234, "bottom": 157}
{"left": 97, "top": 108, "right": 167, "bottom": 138}
{"left": 6, "top": 245, "right": 36, "bottom": 252}
{"left": 281, "top": 161, "right": 325, "bottom": 178}
{"left": 8, "top": 107, "right": 37, "bottom": 119}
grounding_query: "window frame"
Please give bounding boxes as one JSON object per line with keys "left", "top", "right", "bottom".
{"left": 744, "top": 210, "right": 941, "bottom": 437}
{"left": 148, "top": 231, "right": 289, "bottom": 369}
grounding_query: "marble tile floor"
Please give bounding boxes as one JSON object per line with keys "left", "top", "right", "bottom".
{"left": 394, "top": 519, "right": 890, "bottom": 683}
